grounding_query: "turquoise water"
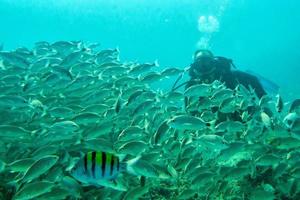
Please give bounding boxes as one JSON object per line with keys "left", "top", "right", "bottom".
{"left": 1, "top": 1, "right": 300, "bottom": 199}
{"left": 1, "top": 0, "right": 299, "bottom": 99}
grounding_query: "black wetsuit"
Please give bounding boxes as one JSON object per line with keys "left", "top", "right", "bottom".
{"left": 187, "top": 61, "right": 266, "bottom": 98}
{"left": 186, "top": 56, "right": 266, "bottom": 98}
{"left": 185, "top": 61, "right": 267, "bottom": 122}
{"left": 218, "top": 70, "right": 266, "bottom": 98}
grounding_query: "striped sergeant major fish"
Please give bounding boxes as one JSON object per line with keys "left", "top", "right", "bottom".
{"left": 70, "top": 151, "right": 138, "bottom": 190}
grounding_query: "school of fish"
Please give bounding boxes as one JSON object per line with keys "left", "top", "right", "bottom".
{"left": 0, "top": 41, "right": 300, "bottom": 199}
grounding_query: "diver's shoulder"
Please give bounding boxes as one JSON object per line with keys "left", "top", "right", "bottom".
{"left": 232, "top": 70, "right": 254, "bottom": 77}
{"left": 232, "top": 70, "right": 261, "bottom": 82}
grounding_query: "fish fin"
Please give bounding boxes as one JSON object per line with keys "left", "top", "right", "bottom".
{"left": 0, "top": 60, "right": 5, "bottom": 70}
{"left": 97, "top": 179, "right": 127, "bottom": 191}
{"left": 154, "top": 59, "right": 159, "bottom": 67}
{"left": 137, "top": 74, "right": 143, "bottom": 81}
{"left": 98, "top": 72, "right": 104, "bottom": 80}
{"left": 115, "top": 47, "right": 120, "bottom": 53}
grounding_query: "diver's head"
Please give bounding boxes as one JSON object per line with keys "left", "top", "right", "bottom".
{"left": 189, "top": 49, "right": 216, "bottom": 79}
{"left": 193, "top": 49, "right": 214, "bottom": 61}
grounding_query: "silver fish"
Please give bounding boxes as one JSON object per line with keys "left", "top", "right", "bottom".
{"left": 20, "top": 155, "right": 59, "bottom": 183}
{"left": 168, "top": 115, "right": 211, "bottom": 131}
{"left": 289, "top": 99, "right": 300, "bottom": 114}
{"left": 184, "top": 83, "right": 212, "bottom": 97}
{"left": 13, "top": 181, "right": 55, "bottom": 200}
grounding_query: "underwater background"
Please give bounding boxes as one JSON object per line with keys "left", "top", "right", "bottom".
{"left": 0, "top": 0, "right": 299, "bottom": 100}
{"left": 2, "top": 1, "right": 300, "bottom": 199}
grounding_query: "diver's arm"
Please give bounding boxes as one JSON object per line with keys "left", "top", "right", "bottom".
{"left": 251, "top": 76, "right": 267, "bottom": 98}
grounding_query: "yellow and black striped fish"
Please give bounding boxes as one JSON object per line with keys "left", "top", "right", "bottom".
{"left": 71, "top": 151, "right": 126, "bottom": 182}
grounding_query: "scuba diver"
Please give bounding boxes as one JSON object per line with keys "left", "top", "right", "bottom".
{"left": 187, "top": 49, "right": 267, "bottom": 98}
{"left": 172, "top": 49, "right": 274, "bottom": 122}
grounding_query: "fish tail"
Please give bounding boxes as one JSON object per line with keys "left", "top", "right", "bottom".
{"left": 6, "top": 178, "right": 22, "bottom": 192}
{"left": 120, "top": 163, "right": 127, "bottom": 173}
{"left": 0, "top": 160, "right": 6, "bottom": 173}
{"left": 125, "top": 156, "right": 141, "bottom": 176}
{"left": 207, "top": 119, "right": 216, "bottom": 129}
{"left": 140, "top": 176, "right": 146, "bottom": 187}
